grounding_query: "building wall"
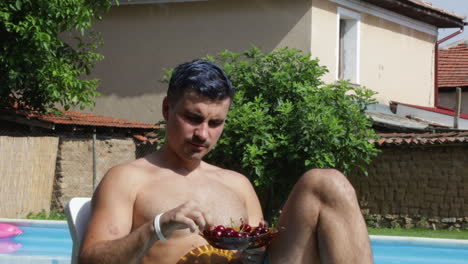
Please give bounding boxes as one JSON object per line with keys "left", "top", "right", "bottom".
{"left": 348, "top": 145, "right": 468, "bottom": 228}
{"left": 53, "top": 137, "right": 137, "bottom": 210}
{"left": 82, "top": 0, "right": 438, "bottom": 122}
{"left": 311, "top": 0, "right": 437, "bottom": 107}
{"left": 439, "top": 90, "right": 468, "bottom": 114}
{"left": 82, "top": 0, "right": 312, "bottom": 123}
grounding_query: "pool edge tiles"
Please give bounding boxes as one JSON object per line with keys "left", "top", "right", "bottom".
{"left": 370, "top": 235, "right": 468, "bottom": 249}
{"left": 0, "top": 218, "right": 67, "bottom": 229}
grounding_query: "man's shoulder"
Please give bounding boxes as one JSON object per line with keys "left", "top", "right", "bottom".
{"left": 103, "top": 156, "right": 160, "bottom": 183}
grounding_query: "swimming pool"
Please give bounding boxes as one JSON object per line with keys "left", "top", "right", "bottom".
{"left": 1, "top": 219, "right": 468, "bottom": 263}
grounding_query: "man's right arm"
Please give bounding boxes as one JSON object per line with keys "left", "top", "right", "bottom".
{"left": 78, "top": 165, "right": 214, "bottom": 264}
{"left": 78, "top": 165, "right": 158, "bottom": 264}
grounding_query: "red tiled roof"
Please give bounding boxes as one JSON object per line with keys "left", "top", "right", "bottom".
{"left": 372, "top": 131, "right": 468, "bottom": 146}
{"left": 0, "top": 108, "right": 159, "bottom": 130}
{"left": 438, "top": 42, "right": 468, "bottom": 88}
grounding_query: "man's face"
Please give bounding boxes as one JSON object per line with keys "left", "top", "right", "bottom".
{"left": 163, "top": 90, "right": 231, "bottom": 161}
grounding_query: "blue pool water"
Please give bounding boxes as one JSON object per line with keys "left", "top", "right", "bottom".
{"left": 372, "top": 240, "right": 468, "bottom": 264}
{"left": 1, "top": 223, "right": 468, "bottom": 263}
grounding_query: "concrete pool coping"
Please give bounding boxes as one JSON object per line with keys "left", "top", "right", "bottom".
{"left": 2, "top": 218, "right": 468, "bottom": 249}
{"left": 0, "top": 218, "right": 67, "bottom": 229}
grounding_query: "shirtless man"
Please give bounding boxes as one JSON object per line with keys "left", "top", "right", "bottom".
{"left": 79, "top": 60, "right": 373, "bottom": 264}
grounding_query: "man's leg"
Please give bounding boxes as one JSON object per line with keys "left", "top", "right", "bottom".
{"left": 267, "top": 169, "right": 373, "bottom": 264}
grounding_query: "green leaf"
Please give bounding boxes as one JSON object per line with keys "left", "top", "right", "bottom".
{"left": 0, "top": 0, "right": 110, "bottom": 112}
{"left": 15, "top": 0, "right": 21, "bottom": 10}
{"left": 201, "top": 47, "right": 380, "bottom": 220}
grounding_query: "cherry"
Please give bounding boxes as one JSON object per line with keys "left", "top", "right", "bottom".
{"left": 214, "top": 225, "right": 226, "bottom": 232}
{"left": 258, "top": 227, "right": 270, "bottom": 234}
{"left": 249, "top": 231, "right": 261, "bottom": 237}
{"left": 239, "top": 224, "right": 252, "bottom": 233}
{"left": 212, "top": 230, "right": 223, "bottom": 238}
{"left": 233, "top": 231, "right": 244, "bottom": 238}
{"left": 223, "top": 229, "right": 234, "bottom": 237}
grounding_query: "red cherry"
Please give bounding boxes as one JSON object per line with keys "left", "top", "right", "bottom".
{"left": 215, "top": 225, "right": 226, "bottom": 231}
{"left": 203, "top": 230, "right": 211, "bottom": 236}
{"left": 250, "top": 231, "right": 261, "bottom": 237}
{"left": 222, "top": 230, "right": 234, "bottom": 237}
{"left": 239, "top": 224, "right": 252, "bottom": 233}
{"left": 233, "top": 231, "right": 243, "bottom": 238}
{"left": 213, "top": 230, "right": 223, "bottom": 238}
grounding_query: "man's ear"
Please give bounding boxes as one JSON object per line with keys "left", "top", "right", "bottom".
{"left": 162, "top": 96, "right": 170, "bottom": 121}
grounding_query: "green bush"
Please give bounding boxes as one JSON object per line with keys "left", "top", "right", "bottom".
{"left": 0, "top": 0, "right": 113, "bottom": 112}
{"left": 203, "top": 47, "right": 380, "bottom": 218}
{"left": 26, "top": 209, "right": 66, "bottom": 220}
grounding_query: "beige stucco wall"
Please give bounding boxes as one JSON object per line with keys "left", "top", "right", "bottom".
{"left": 311, "top": 0, "right": 436, "bottom": 107}
{"left": 82, "top": 0, "right": 438, "bottom": 122}
{"left": 84, "top": 0, "right": 312, "bottom": 123}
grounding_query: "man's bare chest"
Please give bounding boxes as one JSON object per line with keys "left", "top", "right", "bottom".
{"left": 132, "top": 177, "right": 248, "bottom": 228}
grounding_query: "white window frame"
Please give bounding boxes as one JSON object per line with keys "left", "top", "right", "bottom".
{"left": 336, "top": 7, "right": 361, "bottom": 84}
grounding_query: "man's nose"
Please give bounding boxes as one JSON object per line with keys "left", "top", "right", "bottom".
{"left": 194, "top": 123, "right": 208, "bottom": 141}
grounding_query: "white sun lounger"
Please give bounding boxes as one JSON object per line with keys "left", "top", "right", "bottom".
{"left": 65, "top": 197, "right": 92, "bottom": 264}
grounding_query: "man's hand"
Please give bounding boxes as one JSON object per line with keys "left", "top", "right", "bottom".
{"left": 159, "top": 201, "right": 213, "bottom": 239}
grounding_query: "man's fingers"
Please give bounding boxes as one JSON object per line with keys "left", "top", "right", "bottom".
{"left": 189, "top": 211, "right": 207, "bottom": 232}
{"left": 159, "top": 200, "right": 213, "bottom": 237}
{"left": 201, "top": 210, "right": 214, "bottom": 230}
{"left": 175, "top": 215, "right": 199, "bottom": 232}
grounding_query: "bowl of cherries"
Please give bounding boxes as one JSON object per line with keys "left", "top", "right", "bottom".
{"left": 201, "top": 224, "right": 279, "bottom": 250}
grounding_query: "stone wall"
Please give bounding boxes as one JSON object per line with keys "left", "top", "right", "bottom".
{"left": 348, "top": 145, "right": 468, "bottom": 229}
{"left": 53, "top": 136, "right": 137, "bottom": 211}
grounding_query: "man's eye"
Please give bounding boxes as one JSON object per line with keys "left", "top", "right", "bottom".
{"left": 209, "top": 121, "right": 224, "bottom": 127}
{"left": 186, "top": 115, "right": 202, "bottom": 123}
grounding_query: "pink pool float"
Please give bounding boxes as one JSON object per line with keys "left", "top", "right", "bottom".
{"left": 0, "top": 239, "right": 22, "bottom": 254}
{"left": 0, "top": 224, "right": 23, "bottom": 239}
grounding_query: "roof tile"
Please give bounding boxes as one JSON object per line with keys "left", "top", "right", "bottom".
{"left": 375, "top": 131, "right": 468, "bottom": 146}
{"left": 0, "top": 108, "right": 159, "bottom": 130}
{"left": 438, "top": 43, "right": 468, "bottom": 88}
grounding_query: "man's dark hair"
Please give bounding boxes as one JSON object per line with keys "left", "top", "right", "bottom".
{"left": 167, "top": 60, "right": 234, "bottom": 103}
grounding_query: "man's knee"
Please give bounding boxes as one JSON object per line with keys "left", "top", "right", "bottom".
{"left": 299, "top": 169, "right": 358, "bottom": 206}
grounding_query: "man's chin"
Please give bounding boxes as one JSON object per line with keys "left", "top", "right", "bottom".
{"left": 184, "top": 151, "right": 208, "bottom": 161}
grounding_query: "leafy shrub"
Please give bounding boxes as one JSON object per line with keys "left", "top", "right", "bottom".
{"left": 0, "top": 0, "right": 113, "bottom": 112}
{"left": 26, "top": 209, "right": 66, "bottom": 220}
{"left": 203, "top": 47, "right": 380, "bottom": 218}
